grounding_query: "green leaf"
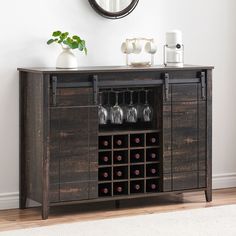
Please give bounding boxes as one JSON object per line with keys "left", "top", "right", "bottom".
{"left": 78, "top": 43, "right": 84, "bottom": 51}
{"left": 73, "top": 35, "right": 81, "bottom": 42}
{"left": 71, "top": 42, "right": 79, "bottom": 49}
{"left": 60, "top": 32, "right": 69, "bottom": 40}
{"left": 52, "top": 31, "right": 61, "bottom": 37}
{"left": 47, "top": 39, "right": 56, "bottom": 45}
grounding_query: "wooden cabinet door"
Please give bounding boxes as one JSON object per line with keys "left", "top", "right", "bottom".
{"left": 163, "top": 83, "right": 206, "bottom": 191}
{"left": 49, "top": 88, "right": 98, "bottom": 202}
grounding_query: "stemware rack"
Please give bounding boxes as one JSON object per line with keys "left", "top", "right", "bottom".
{"left": 98, "top": 130, "right": 161, "bottom": 197}
{"left": 98, "top": 87, "right": 160, "bottom": 132}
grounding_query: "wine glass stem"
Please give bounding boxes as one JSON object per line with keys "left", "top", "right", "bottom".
{"left": 145, "top": 90, "right": 149, "bottom": 105}
{"left": 99, "top": 93, "right": 103, "bottom": 106}
{"left": 115, "top": 92, "right": 119, "bottom": 106}
{"left": 130, "top": 91, "right": 133, "bottom": 105}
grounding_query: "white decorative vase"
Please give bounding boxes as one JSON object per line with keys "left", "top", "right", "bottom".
{"left": 56, "top": 48, "right": 78, "bottom": 69}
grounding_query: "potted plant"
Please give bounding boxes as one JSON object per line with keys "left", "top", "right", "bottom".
{"left": 47, "top": 31, "right": 87, "bottom": 69}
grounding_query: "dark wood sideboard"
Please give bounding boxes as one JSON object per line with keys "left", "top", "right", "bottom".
{"left": 18, "top": 65, "right": 213, "bottom": 219}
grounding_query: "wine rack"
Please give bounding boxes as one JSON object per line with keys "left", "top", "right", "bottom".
{"left": 98, "top": 130, "right": 161, "bottom": 197}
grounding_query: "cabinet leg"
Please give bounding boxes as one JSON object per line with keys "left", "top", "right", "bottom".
{"left": 42, "top": 204, "right": 49, "bottom": 220}
{"left": 205, "top": 189, "right": 212, "bottom": 202}
{"left": 19, "top": 170, "right": 27, "bottom": 209}
{"left": 115, "top": 200, "right": 120, "bottom": 209}
{"left": 19, "top": 195, "right": 27, "bottom": 209}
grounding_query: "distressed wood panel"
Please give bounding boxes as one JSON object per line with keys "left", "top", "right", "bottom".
{"left": 60, "top": 158, "right": 89, "bottom": 183}
{"left": 205, "top": 69, "right": 213, "bottom": 201}
{"left": 50, "top": 104, "right": 98, "bottom": 202}
{"left": 171, "top": 84, "right": 198, "bottom": 102}
{"left": 60, "top": 182, "right": 89, "bottom": 201}
{"left": 89, "top": 107, "right": 98, "bottom": 180}
{"left": 49, "top": 184, "right": 59, "bottom": 203}
{"left": 199, "top": 171, "right": 206, "bottom": 188}
{"left": 163, "top": 173, "right": 172, "bottom": 192}
{"left": 24, "top": 73, "right": 44, "bottom": 204}
{"left": 173, "top": 172, "right": 198, "bottom": 191}
{"left": 199, "top": 101, "right": 207, "bottom": 170}
{"left": 52, "top": 87, "right": 93, "bottom": 107}
{"left": 172, "top": 102, "right": 198, "bottom": 172}
{"left": 58, "top": 107, "right": 89, "bottom": 157}
{"left": 163, "top": 105, "right": 171, "bottom": 174}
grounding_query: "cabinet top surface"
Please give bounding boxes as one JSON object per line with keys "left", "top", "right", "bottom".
{"left": 18, "top": 65, "right": 214, "bottom": 74}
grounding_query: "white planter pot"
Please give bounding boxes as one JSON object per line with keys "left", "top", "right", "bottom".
{"left": 56, "top": 48, "right": 78, "bottom": 69}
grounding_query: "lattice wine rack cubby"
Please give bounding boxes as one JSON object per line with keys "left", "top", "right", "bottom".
{"left": 98, "top": 131, "right": 161, "bottom": 197}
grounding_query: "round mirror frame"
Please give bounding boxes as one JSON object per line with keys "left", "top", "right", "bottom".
{"left": 89, "top": 0, "right": 139, "bottom": 19}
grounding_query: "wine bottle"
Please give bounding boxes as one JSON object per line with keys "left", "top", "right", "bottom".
{"left": 133, "top": 169, "right": 140, "bottom": 176}
{"left": 116, "top": 139, "right": 122, "bottom": 146}
{"left": 134, "top": 184, "right": 141, "bottom": 190}
{"left": 102, "top": 156, "right": 109, "bottom": 162}
{"left": 134, "top": 153, "right": 141, "bottom": 160}
{"left": 116, "top": 155, "right": 123, "bottom": 162}
{"left": 150, "top": 153, "right": 156, "bottom": 159}
{"left": 134, "top": 137, "right": 141, "bottom": 144}
{"left": 101, "top": 188, "right": 109, "bottom": 194}
{"left": 103, "top": 140, "right": 109, "bottom": 147}
{"left": 150, "top": 168, "right": 157, "bottom": 175}
{"left": 102, "top": 172, "right": 109, "bottom": 178}
{"left": 151, "top": 184, "right": 157, "bottom": 190}
{"left": 115, "top": 170, "right": 123, "bottom": 178}
{"left": 150, "top": 137, "right": 156, "bottom": 144}
{"left": 116, "top": 186, "right": 123, "bottom": 193}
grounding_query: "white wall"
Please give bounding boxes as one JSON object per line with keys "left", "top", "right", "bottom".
{"left": 0, "top": 0, "right": 236, "bottom": 209}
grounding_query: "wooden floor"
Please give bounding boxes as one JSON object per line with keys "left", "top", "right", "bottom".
{"left": 0, "top": 188, "right": 236, "bottom": 232}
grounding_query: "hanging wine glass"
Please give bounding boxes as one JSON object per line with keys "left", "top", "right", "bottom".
{"left": 104, "top": 90, "right": 111, "bottom": 122}
{"left": 136, "top": 90, "right": 143, "bottom": 121}
{"left": 126, "top": 90, "right": 138, "bottom": 123}
{"left": 120, "top": 90, "right": 127, "bottom": 120}
{"left": 110, "top": 91, "right": 124, "bottom": 125}
{"left": 142, "top": 90, "right": 153, "bottom": 122}
{"left": 98, "top": 92, "right": 108, "bottom": 125}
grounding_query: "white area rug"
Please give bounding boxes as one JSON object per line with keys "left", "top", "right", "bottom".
{"left": 1, "top": 205, "right": 236, "bottom": 236}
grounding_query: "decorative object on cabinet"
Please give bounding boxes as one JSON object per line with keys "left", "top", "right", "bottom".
{"left": 89, "top": 0, "right": 139, "bottom": 19}
{"left": 47, "top": 31, "right": 87, "bottom": 69}
{"left": 121, "top": 38, "right": 157, "bottom": 67}
{"left": 164, "top": 30, "right": 184, "bottom": 67}
{"left": 18, "top": 65, "right": 213, "bottom": 220}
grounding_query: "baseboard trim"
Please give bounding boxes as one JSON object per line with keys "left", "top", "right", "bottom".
{"left": 0, "top": 192, "right": 19, "bottom": 210}
{"left": 0, "top": 173, "right": 236, "bottom": 210}
{"left": 212, "top": 172, "right": 236, "bottom": 189}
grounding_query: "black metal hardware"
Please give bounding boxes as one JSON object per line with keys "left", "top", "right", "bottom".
{"left": 98, "top": 79, "right": 162, "bottom": 88}
{"left": 93, "top": 75, "right": 98, "bottom": 105}
{"left": 164, "top": 73, "right": 169, "bottom": 101}
{"left": 200, "top": 72, "right": 206, "bottom": 99}
{"left": 54, "top": 78, "right": 201, "bottom": 89}
{"left": 52, "top": 76, "right": 57, "bottom": 106}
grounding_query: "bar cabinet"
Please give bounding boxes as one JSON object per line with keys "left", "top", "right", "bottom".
{"left": 18, "top": 65, "right": 213, "bottom": 219}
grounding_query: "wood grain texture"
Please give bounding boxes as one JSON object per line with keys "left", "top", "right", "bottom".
{"left": 173, "top": 172, "right": 198, "bottom": 190}
{"left": 162, "top": 81, "right": 208, "bottom": 192}
{"left": 19, "top": 71, "right": 27, "bottom": 209}
{"left": 23, "top": 73, "right": 44, "bottom": 204}
{"left": 17, "top": 65, "right": 214, "bottom": 74}
{"left": 55, "top": 87, "right": 93, "bottom": 107}
{"left": 171, "top": 84, "right": 198, "bottom": 102}
{"left": 42, "top": 74, "right": 51, "bottom": 220}
{"left": 205, "top": 69, "right": 212, "bottom": 201}
{"left": 162, "top": 105, "right": 171, "bottom": 174}
{"left": 172, "top": 101, "right": 198, "bottom": 173}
